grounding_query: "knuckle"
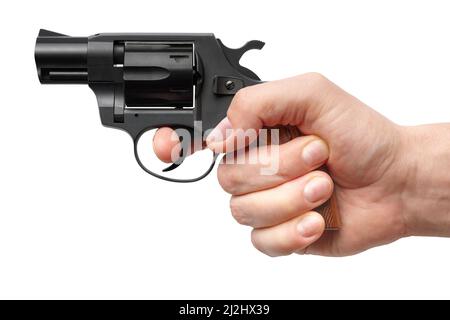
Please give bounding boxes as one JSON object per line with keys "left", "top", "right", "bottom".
{"left": 217, "top": 164, "right": 239, "bottom": 194}
{"left": 228, "top": 87, "right": 251, "bottom": 116}
{"left": 229, "top": 197, "right": 251, "bottom": 226}
{"left": 250, "top": 230, "right": 263, "bottom": 251}
{"left": 250, "top": 230, "right": 277, "bottom": 257}
{"left": 303, "top": 72, "right": 330, "bottom": 88}
{"left": 275, "top": 155, "right": 292, "bottom": 180}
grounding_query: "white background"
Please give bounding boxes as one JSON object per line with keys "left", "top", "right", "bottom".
{"left": 0, "top": 0, "right": 449, "bottom": 299}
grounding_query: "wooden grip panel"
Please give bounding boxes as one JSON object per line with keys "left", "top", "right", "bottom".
{"left": 269, "top": 126, "right": 341, "bottom": 230}
{"left": 315, "top": 193, "right": 341, "bottom": 230}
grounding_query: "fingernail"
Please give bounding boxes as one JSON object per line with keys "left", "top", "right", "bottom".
{"left": 297, "top": 214, "right": 323, "bottom": 238}
{"left": 302, "top": 140, "right": 329, "bottom": 166}
{"left": 304, "top": 177, "right": 331, "bottom": 203}
{"left": 206, "top": 117, "right": 233, "bottom": 143}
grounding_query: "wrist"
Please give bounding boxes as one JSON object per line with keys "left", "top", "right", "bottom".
{"left": 399, "top": 124, "right": 450, "bottom": 237}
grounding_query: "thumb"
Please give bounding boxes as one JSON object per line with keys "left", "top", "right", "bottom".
{"left": 205, "top": 73, "right": 338, "bottom": 153}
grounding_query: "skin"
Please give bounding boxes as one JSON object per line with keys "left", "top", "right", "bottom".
{"left": 152, "top": 73, "right": 450, "bottom": 257}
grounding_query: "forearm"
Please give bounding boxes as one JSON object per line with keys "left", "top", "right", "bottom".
{"left": 401, "top": 124, "right": 450, "bottom": 237}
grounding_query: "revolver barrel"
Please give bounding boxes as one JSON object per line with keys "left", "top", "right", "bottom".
{"left": 35, "top": 31, "right": 88, "bottom": 84}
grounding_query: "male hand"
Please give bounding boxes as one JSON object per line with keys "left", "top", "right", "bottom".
{"left": 153, "top": 73, "right": 450, "bottom": 256}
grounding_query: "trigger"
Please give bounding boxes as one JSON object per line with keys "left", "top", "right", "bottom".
{"left": 162, "top": 161, "right": 182, "bottom": 172}
{"left": 162, "top": 144, "right": 185, "bottom": 172}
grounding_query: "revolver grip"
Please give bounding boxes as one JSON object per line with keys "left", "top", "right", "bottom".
{"left": 317, "top": 194, "right": 341, "bottom": 230}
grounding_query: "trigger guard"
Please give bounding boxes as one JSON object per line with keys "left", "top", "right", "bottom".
{"left": 133, "top": 135, "right": 219, "bottom": 183}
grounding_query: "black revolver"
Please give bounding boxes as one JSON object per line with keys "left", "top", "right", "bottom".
{"left": 35, "top": 29, "right": 340, "bottom": 229}
{"left": 35, "top": 29, "right": 264, "bottom": 182}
